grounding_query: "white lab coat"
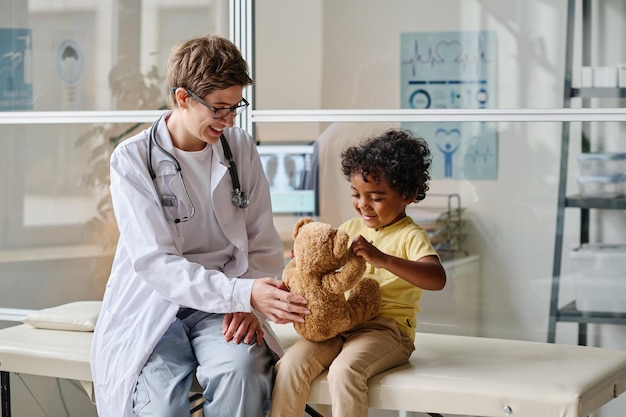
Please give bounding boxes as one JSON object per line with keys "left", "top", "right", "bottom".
{"left": 90, "top": 113, "right": 285, "bottom": 417}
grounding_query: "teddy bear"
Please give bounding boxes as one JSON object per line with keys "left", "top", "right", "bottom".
{"left": 283, "top": 217, "right": 381, "bottom": 342}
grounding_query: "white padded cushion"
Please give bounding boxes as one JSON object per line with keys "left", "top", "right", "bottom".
{"left": 22, "top": 301, "right": 102, "bottom": 332}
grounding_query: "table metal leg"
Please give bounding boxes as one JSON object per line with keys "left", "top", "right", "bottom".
{"left": 305, "top": 404, "right": 325, "bottom": 417}
{"left": 1, "top": 371, "right": 10, "bottom": 417}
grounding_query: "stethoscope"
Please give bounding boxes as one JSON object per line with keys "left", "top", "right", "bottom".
{"left": 147, "top": 114, "right": 249, "bottom": 224}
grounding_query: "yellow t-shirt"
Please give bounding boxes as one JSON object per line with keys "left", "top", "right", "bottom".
{"left": 340, "top": 216, "right": 439, "bottom": 340}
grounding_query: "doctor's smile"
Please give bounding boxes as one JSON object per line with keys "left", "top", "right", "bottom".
{"left": 168, "top": 85, "right": 248, "bottom": 150}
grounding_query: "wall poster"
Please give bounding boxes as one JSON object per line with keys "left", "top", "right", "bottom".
{"left": 401, "top": 30, "right": 498, "bottom": 180}
{"left": 0, "top": 28, "right": 33, "bottom": 110}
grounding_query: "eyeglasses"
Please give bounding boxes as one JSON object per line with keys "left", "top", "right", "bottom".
{"left": 173, "top": 88, "right": 249, "bottom": 120}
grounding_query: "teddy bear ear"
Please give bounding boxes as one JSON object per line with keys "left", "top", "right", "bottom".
{"left": 332, "top": 230, "right": 350, "bottom": 259}
{"left": 293, "top": 217, "right": 314, "bottom": 239}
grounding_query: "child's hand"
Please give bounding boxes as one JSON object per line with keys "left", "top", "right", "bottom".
{"left": 352, "top": 236, "right": 447, "bottom": 291}
{"left": 350, "top": 235, "right": 386, "bottom": 268}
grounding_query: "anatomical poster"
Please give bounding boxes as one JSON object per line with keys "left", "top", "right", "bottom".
{"left": 400, "top": 30, "right": 498, "bottom": 180}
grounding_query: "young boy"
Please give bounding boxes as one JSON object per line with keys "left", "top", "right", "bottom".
{"left": 270, "top": 128, "right": 446, "bottom": 417}
{"left": 90, "top": 34, "right": 309, "bottom": 417}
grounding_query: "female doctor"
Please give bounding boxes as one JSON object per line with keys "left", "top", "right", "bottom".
{"left": 90, "top": 34, "right": 309, "bottom": 417}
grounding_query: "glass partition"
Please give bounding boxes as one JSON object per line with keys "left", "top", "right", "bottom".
{"left": 0, "top": 0, "right": 230, "bottom": 250}
{"left": 0, "top": 1, "right": 626, "bottom": 416}
{"left": 2, "top": 0, "right": 229, "bottom": 112}
{"left": 252, "top": 0, "right": 626, "bottom": 143}
{"left": 1, "top": 0, "right": 626, "bottom": 346}
{"left": 0, "top": 0, "right": 231, "bottom": 325}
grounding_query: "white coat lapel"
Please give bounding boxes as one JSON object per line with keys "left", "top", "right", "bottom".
{"left": 210, "top": 141, "right": 246, "bottom": 253}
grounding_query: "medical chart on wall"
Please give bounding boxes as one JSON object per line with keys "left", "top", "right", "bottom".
{"left": 55, "top": 37, "right": 85, "bottom": 109}
{"left": 0, "top": 28, "right": 33, "bottom": 110}
{"left": 400, "top": 31, "right": 498, "bottom": 180}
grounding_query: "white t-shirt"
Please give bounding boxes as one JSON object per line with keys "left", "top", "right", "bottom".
{"left": 173, "top": 145, "right": 234, "bottom": 270}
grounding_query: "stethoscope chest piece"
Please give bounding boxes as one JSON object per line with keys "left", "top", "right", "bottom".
{"left": 232, "top": 189, "right": 249, "bottom": 208}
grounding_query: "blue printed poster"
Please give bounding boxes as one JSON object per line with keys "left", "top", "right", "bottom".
{"left": 0, "top": 28, "right": 33, "bottom": 111}
{"left": 400, "top": 31, "right": 498, "bottom": 180}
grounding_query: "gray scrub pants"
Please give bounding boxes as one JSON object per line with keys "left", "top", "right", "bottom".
{"left": 132, "top": 309, "right": 275, "bottom": 417}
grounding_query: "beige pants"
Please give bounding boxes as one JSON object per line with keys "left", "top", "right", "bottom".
{"left": 270, "top": 316, "right": 415, "bottom": 417}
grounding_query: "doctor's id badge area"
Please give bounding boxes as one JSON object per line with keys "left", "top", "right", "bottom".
{"left": 153, "top": 159, "right": 195, "bottom": 224}
{"left": 400, "top": 30, "right": 498, "bottom": 180}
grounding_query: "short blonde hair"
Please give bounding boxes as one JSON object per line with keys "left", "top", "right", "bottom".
{"left": 167, "top": 34, "right": 253, "bottom": 108}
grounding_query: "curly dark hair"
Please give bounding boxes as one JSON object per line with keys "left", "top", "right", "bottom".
{"left": 341, "top": 129, "right": 432, "bottom": 202}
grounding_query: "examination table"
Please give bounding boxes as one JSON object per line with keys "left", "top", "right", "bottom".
{"left": 2, "top": 302, "right": 626, "bottom": 417}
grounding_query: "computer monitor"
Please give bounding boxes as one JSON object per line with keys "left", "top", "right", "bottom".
{"left": 257, "top": 143, "right": 318, "bottom": 216}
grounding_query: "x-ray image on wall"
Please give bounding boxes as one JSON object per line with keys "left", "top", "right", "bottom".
{"left": 400, "top": 30, "right": 498, "bottom": 180}
{"left": 258, "top": 145, "right": 317, "bottom": 215}
{"left": 261, "top": 153, "right": 304, "bottom": 191}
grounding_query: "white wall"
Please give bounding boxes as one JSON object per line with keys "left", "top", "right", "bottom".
{"left": 255, "top": 0, "right": 626, "bottom": 346}
{"left": 255, "top": 1, "right": 324, "bottom": 142}
{"left": 314, "top": 0, "right": 571, "bottom": 342}
{"left": 257, "top": 2, "right": 626, "bottom": 415}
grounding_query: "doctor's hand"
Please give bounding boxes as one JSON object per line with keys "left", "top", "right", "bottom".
{"left": 251, "top": 278, "right": 310, "bottom": 325}
{"left": 222, "top": 312, "right": 263, "bottom": 346}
